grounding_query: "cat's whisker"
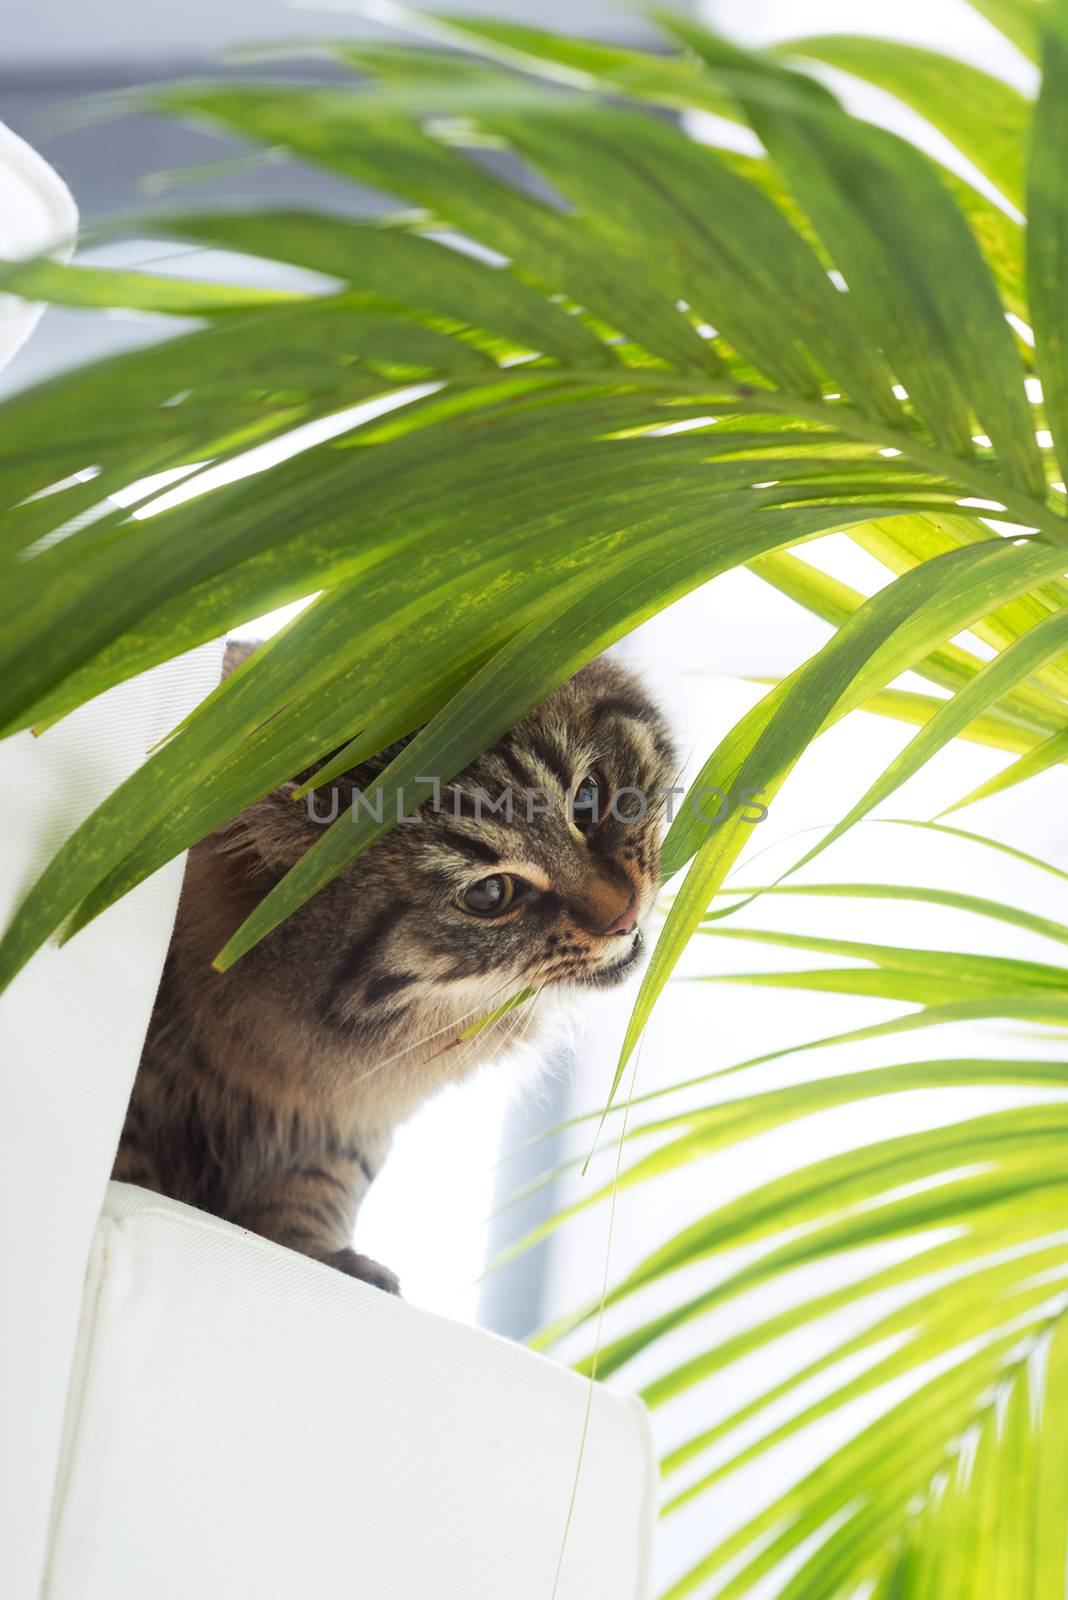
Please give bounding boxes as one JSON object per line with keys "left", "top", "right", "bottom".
{"left": 458, "top": 986, "right": 544, "bottom": 1083}
{"left": 344, "top": 974, "right": 524, "bottom": 1088}
{"left": 413, "top": 1000, "right": 528, "bottom": 1104}
{"left": 451, "top": 983, "right": 543, "bottom": 1068}
{"left": 418, "top": 986, "right": 545, "bottom": 1102}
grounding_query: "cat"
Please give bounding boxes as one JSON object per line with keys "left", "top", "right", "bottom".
{"left": 112, "top": 646, "right": 675, "bottom": 1293}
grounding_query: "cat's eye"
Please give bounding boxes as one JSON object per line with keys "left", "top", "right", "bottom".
{"left": 456, "top": 874, "right": 517, "bottom": 917}
{"left": 571, "top": 769, "right": 609, "bottom": 834}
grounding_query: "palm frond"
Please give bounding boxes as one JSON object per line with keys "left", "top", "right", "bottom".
{"left": 531, "top": 829, "right": 1068, "bottom": 1598}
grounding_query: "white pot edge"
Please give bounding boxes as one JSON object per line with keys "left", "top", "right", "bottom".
{"left": 0, "top": 119, "right": 79, "bottom": 374}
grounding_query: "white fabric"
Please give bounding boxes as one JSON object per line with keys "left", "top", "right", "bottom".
{"left": 46, "top": 1183, "right": 655, "bottom": 1600}
{"left": 0, "top": 119, "right": 77, "bottom": 370}
{"left": 0, "top": 644, "right": 225, "bottom": 1600}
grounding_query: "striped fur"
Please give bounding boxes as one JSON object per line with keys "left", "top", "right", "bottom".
{"left": 113, "top": 653, "right": 675, "bottom": 1292}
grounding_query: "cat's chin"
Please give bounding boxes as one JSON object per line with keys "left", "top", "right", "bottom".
{"left": 579, "top": 930, "right": 645, "bottom": 990}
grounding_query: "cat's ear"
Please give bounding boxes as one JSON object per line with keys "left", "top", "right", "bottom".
{"left": 222, "top": 638, "right": 259, "bottom": 679}
{"left": 212, "top": 637, "right": 317, "bottom": 875}
{"left": 213, "top": 786, "right": 318, "bottom": 878}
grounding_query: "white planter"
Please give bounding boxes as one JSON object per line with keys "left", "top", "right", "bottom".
{"left": 0, "top": 119, "right": 77, "bottom": 372}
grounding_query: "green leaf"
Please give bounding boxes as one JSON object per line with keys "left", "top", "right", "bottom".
{"left": 637, "top": 541, "right": 1068, "bottom": 1104}
{"left": 967, "top": 0, "right": 1041, "bottom": 60}
{"left": 150, "top": 81, "right": 724, "bottom": 375}
{"left": 0, "top": 257, "right": 310, "bottom": 315}
{"left": 575, "top": 1105, "right": 1068, "bottom": 1360}
{"left": 749, "top": 538, "right": 1068, "bottom": 736}
{"left": 1032, "top": 1317, "right": 1068, "bottom": 1600}
{"left": 5, "top": 385, "right": 729, "bottom": 730}
{"left": 667, "top": 17, "right": 1045, "bottom": 494}
{"left": 121, "top": 208, "right": 615, "bottom": 365}
{"left": 493, "top": 1058, "right": 1068, "bottom": 1273}
{"left": 474, "top": 103, "right": 899, "bottom": 420}
{"left": 712, "top": 878, "right": 1068, "bottom": 947}
{"left": 785, "top": 606, "right": 1068, "bottom": 874}
{"left": 340, "top": 13, "right": 741, "bottom": 118}
{"left": 846, "top": 684, "right": 1047, "bottom": 753}
{"left": 880, "top": 817, "right": 1068, "bottom": 884}
{"left": 847, "top": 515, "right": 1068, "bottom": 707}
{"left": 779, "top": 35, "right": 1030, "bottom": 210}
{"left": 459, "top": 985, "right": 537, "bottom": 1041}
{"left": 1028, "top": 3, "right": 1068, "bottom": 489}
{"left": 655, "top": 1230, "right": 1068, "bottom": 1440}
{"left": 662, "top": 1264, "right": 1061, "bottom": 1516}
{"left": 944, "top": 722, "right": 1068, "bottom": 812}
{"left": 0, "top": 293, "right": 400, "bottom": 511}
{"left": 697, "top": 928, "right": 1061, "bottom": 998}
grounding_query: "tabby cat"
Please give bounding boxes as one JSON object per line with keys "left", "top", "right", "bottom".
{"left": 113, "top": 648, "right": 675, "bottom": 1292}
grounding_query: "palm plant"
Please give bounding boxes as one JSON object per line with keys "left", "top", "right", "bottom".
{"left": 3, "top": 1, "right": 1068, "bottom": 1592}
{"left": 517, "top": 819, "right": 1068, "bottom": 1596}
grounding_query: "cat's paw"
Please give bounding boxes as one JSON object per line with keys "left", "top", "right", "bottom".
{"left": 322, "top": 1247, "right": 401, "bottom": 1295}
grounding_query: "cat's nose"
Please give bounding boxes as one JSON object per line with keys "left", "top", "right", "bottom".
{"left": 602, "top": 895, "right": 638, "bottom": 937}
{"left": 569, "top": 873, "right": 638, "bottom": 937}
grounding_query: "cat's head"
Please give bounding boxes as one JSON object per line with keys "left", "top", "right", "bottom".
{"left": 220, "top": 651, "right": 676, "bottom": 1025}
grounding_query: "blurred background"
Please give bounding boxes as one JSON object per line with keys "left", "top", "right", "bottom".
{"left": 5, "top": 3, "right": 1066, "bottom": 1592}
